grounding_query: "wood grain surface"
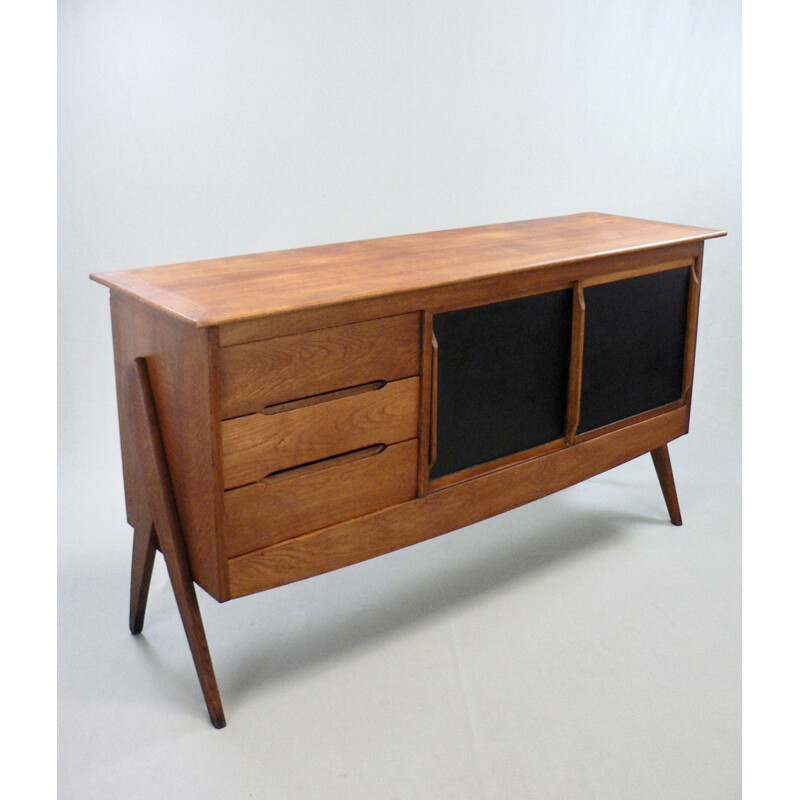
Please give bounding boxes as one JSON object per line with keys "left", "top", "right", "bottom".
{"left": 91, "top": 213, "right": 725, "bottom": 328}
{"left": 227, "top": 406, "right": 689, "bottom": 597}
{"left": 219, "top": 313, "right": 420, "bottom": 418}
{"left": 566, "top": 282, "right": 586, "bottom": 444}
{"left": 128, "top": 357, "right": 227, "bottom": 727}
{"left": 221, "top": 377, "right": 420, "bottom": 488}
{"left": 224, "top": 438, "right": 419, "bottom": 556}
{"left": 110, "top": 293, "right": 227, "bottom": 600}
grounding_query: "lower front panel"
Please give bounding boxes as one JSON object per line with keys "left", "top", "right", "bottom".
{"left": 227, "top": 405, "right": 689, "bottom": 599}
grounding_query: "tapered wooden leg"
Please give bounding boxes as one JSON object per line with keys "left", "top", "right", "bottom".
{"left": 129, "top": 521, "right": 158, "bottom": 634}
{"left": 650, "top": 444, "right": 682, "bottom": 526}
{"left": 128, "top": 357, "right": 227, "bottom": 729}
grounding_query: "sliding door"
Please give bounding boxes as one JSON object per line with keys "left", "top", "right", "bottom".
{"left": 431, "top": 290, "right": 572, "bottom": 480}
{"left": 578, "top": 266, "right": 691, "bottom": 435}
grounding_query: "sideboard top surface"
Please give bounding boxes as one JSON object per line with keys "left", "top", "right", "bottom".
{"left": 90, "top": 212, "right": 725, "bottom": 328}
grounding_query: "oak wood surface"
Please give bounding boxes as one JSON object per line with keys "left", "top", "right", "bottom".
{"left": 91, "top": 213, "right": 725, "bottom": 330}
{"left": 221, "top": 377, "right": 420, "bottom": 488}
{"left": 224, "top": 438, "right": 419, "bottom": 557}
{"left": 129, "top": 358, "right": 226, "bottom": 728}
{"left": 217, "top": 242, "right": 705, "bottom": 345}
{"left": 227, "top": 406, "right": 690, "bottom": 598}
{"left": 110, "top": 293, "right": 227, "bottom": 600}
{"left": 580, "top": 257, "right": 693, "bottom": 287}
{"left": 219, "top": 313, "right": 420, "bottom": 418}
{"left": 255, "top": 381, "right": 387, "bottom": 414}
{"left": 205, "top": 325, "right": 230, "bottom": 597}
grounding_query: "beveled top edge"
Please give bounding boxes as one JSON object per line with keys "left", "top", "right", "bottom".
{"left": 90, "top": 212, "right": 726, "bottom": 327}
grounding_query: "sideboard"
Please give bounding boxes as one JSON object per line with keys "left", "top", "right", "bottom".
{"left": 91, "top": 212, "right": 725, "bottom": 727}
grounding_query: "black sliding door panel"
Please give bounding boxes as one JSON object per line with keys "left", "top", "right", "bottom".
{"left": 431, "top": 290, "right": 572, "bottom": 479}
{"left": 578, "top": 267, "right": 691, "bottom": 435}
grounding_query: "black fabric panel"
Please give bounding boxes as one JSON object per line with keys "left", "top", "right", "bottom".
{"left": 431, "top": 290, "right": 572, "bottom": 479}
{"left": 578, "top": 267, "right": 690, "bottom": 434}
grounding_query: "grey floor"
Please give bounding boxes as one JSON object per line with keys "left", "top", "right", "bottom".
{"left": 58, "top": 447, "right": 740, "bottom": 799}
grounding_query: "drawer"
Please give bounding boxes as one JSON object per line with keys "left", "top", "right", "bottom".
{"left": 219, "top": 313, "right": 421, "bottom": 419}
{"left": 224, "top": 438, "right": 419, "bottom": 556}
{"left": 221, "top": 377, "right": 420, "bottom": 489}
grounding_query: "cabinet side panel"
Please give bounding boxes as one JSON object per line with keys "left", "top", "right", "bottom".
{"left": 110, "top": 293, "right": 225, "bottom": 600}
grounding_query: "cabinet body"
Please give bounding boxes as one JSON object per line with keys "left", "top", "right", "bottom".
{"left": 95, "top": 213, "right": 724, "bottom": 603}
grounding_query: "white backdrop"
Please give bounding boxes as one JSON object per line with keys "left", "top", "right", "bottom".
{"left": 58, "top": 2, "right": 741, "bottom": 797}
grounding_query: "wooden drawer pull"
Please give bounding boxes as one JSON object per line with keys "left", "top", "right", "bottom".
{"left": 258, "top": 380, "right": 387, "bottom": 416}
{"left": 221, "top": 376, "right": 420, "bottom": 489}
{"left": 218, "top": 313, "right": 421, "bottom": 419}
{"left": 259, "top": 443, "right": 387, "bottom": 485}
{"left": 566, "top": 281, "right": 585, "bottom": 444}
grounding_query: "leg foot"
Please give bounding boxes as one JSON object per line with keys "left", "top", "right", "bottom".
{"left": 129, "top": 522, "right": 158, "bottom": 634}
{"left": 650, "top": 444, "right": 682, "bottom": 526}
{"left": 165, "top": 551, "right": 227, "bottom": 728}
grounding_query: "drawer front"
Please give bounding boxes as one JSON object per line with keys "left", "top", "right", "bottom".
{"left": 224, "top": 438, "right": 419, "bottom": 556}
{"left": 221, "top": 377, "right": 420, "bottom": 489}
{"left": 219, "top": 313, "right": 421, "bottom": 419}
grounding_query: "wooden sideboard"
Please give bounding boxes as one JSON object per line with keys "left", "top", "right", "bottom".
{"left": 91, "top": 212, "right": 725, "bottom": 727}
